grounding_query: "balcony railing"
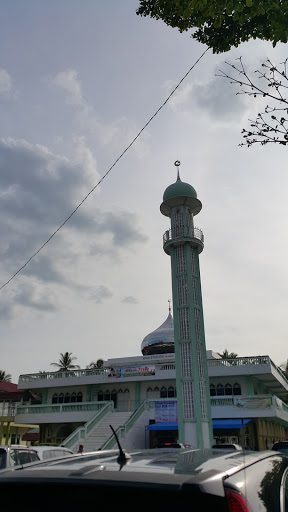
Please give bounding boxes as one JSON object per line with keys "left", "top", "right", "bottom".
{"left": 0, "top": 404, "right": 16, "bottom": 417}
{"left": 16, "top": 401, "right": 107, "bottom": 416}
{"left": 19, "top": 368, "right": 109, "bottom": 384}
{"left": 207, "top": 356, "right": 270, "bottom": 367}
{"left": 163, "top": 226, "right": 204, "bottom": 245}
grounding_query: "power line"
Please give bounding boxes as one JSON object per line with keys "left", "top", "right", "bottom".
{"left": 0, "top": 47, "right": 209, "bottom": 292}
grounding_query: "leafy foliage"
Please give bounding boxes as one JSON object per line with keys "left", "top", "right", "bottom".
{"left": 50, "top": 352, "right": 80, "bottom": 371}
{"left": 217, "top": 348, "right": 238, "bottom": 359}
{"left": 136, "top": 0, "right": 288, "bottom": 53}
{"left": 218, "top": 57, "right": 288, "bottom": 146}
{"left": 0, "top": 370, "right": 12, "bottom": 382}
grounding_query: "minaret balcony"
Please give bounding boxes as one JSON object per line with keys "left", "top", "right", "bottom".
{"left": 163, "top": 226, "right": 204, "bottom": 254}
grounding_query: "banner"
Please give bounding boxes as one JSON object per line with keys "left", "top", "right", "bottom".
{"left": 234, "top": 397, "right": 272, "bottom": 408}
{"left": 108, "top": 365, "right": 155, "bottom": 378}
{"left": 154, "top": 400, "right": 178, "bottom": 423}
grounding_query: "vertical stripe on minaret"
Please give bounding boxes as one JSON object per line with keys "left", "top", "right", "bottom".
{"left": 160, "top": 162, "right": 213, "bottom": 449}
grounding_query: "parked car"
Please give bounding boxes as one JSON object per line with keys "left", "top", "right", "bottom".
{"left": 30, "top": 446, "right": 73, "bottom": 460}
{"left": 271, "top": 441, "right": 288, "bottom": 456}
{"left": 212, "top": 443, "right": 243, "bottom": 450}
{"left": 0, "top": 447, "right": 287, "bottom": 511}
{"left": 0, "top": 445, "right": 39, "bottom": 470}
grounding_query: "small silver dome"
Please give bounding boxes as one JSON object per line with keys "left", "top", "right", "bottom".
{"left": 141, "top": 309, "right": 174, "bottom": 355}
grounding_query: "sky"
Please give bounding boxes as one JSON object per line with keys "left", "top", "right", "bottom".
{"left": 1, "top": 1, "right": 288, "bottom": 381}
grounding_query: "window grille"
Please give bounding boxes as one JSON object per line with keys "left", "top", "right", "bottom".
{"left": 199, "top": 380, "right": 207, "bottom": 418}
{"left": 192, "top": 276, "right": 198, "bottom": 305}
{"left": 233, "top": 383, "right": 241, "bottom": 395}
{"left": 175, "top": 245, "right": 186, "bottom": 274}
{"left": 225, "top": 383, "right": 233, "bottom": 395}
{"left": 182, "top": 381, "right": 194, "bottom": 419}
{"left": 177, "top": 275, "right": 188, "bottom": 306}
{"left": 210, "top": 384, "right": 216, "bottom": 396}
{"left": 191, "top": 247, "right": 196, "bottom": 274}
{"left": 194, "top": 308, "right": 201, "bottom": 340}
{"left": 187, "top": 212, "right": 194, "bottom": 237}
{"left": 172, "top": 208, "right": 184, "bottom": 238}
{"left": 180, "top": 342, "right": 192, "bottom": 377}
{"left": 178, "top": 308, "right": 189, "bottom": 339}
{"left": 196, "top": 342, "right": 204, "bottom": 377}
{"left": 216, "top": 384, "right": 224, "bottom": 396}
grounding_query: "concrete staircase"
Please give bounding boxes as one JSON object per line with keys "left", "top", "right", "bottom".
{"left": 81, "top": 411, "right": 132, "bottom": 452}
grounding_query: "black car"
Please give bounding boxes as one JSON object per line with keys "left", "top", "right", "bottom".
{"left": 0, "top": 447, "right": 287, "bottom": 511}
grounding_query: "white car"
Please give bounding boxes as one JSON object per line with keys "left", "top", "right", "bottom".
{"left": 30, "top": 446, "right": 73, "bottom": 460}
{"left": 0, "top": 445, "right": 39, "bottom": 470}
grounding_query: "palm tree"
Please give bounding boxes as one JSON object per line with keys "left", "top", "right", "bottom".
{"left": 86, "top": 359, "right": 104, "bottom": 369}
{"left": 50, "top": 352, "right": 80, "bottom": 371}
{"left": 217, "top": 349, "right": 238, "bottom": 359}
{"left": 0, "top": 370, "right": 12, "bottom": 382}
{"left": 279, "top": 359, "right": 288, "bottom": 378}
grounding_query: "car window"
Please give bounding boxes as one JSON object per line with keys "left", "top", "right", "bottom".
{"left": 18, "top": 451, "right": 33, "bottom": 465}
{"left": 42, "top": 450, "right": 52, "bottom": 460}
{"left": 29, "top": 451, "right": 39, "bottom": 463}
{"left": 9, "top": 449, "right": 20, "bottom": 467}
{"left": 0, "top": 449, "right": 7, "bottom": 469}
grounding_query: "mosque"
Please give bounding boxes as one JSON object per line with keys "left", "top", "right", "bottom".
{"left": 15, "top": 166, "right": 288, "bottom": 451}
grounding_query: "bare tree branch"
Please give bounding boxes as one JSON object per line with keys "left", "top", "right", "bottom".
{"left": 217, "top": 57, "right": 288, "bottom": 147}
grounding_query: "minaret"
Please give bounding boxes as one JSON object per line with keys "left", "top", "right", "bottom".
{"left": 160, "top": 161, "right": 212, "bottom": 448}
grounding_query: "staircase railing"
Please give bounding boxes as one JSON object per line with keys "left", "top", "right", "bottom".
{"left": 101, "top": 399, "right": 151, "bottom": 450}
{"left": 61, "top": 401, "right": 114, "bottom": 450}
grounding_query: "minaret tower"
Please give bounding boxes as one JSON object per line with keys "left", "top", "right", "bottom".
{"left": 160, "top": 161, "right": 212, "bottom": 448}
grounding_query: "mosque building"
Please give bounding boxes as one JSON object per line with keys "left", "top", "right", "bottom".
{"left": 15, "top": 167, "right": 288, "bottom": 450}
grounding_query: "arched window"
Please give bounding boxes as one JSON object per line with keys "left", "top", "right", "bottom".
{"left": 210, "top": 384, "right": 216, "bottom": 396}
{"left": 225, "top": 383, "right": 232, "bottom": 396}
{"left": 233, "top": 383, "right": 241, "bottom": 396}
{"left": 98, "top": 390, "right": 103, "bottom": 401}
{"left": 160, "top": 387, "right": 168, "bottom": 398}
{"left": 58, "top": 393, "right": 64, "bottom": 404}
{"left": 168, "top": 386, "right": 175, "bottom": 398}
{"left": 52, "top": 393, "right": 58, "bottom": 404}
{"left": 71, "top": 392, "right": 76, "bottom": 403}
{"left": 216, "top": 384, "right": 224, "bottom": 396}
{"left": 77, "top": 392, "right": 83, "bottom": 403}
{"left": 64, "top": 393, "right": 70, "bottom": 403}
{"left": 104, "top": 390, "right": 110, "bottom": 401}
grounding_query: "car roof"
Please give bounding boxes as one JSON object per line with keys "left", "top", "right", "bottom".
{"left": 0, "top": 448, "right": 283, "bottom": 480}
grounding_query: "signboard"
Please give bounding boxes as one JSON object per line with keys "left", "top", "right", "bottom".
{"left": 234, "top": 397, "right": 272, "bottom": 408}
{"left": 108, "top": 365, "right": 155, "bottom": 378}
{"left": 154, "top": 400, "right": 178, "bottom": 423}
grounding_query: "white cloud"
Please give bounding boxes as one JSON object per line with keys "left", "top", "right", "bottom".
{"left": 51, "top": 69, "right": 84, "bottom": 107}
{"left": 0, "top": 69, "right": 13, "bottom": 97}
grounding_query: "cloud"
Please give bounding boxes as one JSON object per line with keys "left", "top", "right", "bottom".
{"left": 164, "top": 66, "right": 249, "bottom": 123}
{"left": 0, "top": 137, "right": 148, "bottom": 316}
{"left": 50, "top": 69, "right": 85, "bottom": 107}
{"left": 121, "top": 295, "right": 139, "bottom": 304}
{"left": 50, "top": 69, "right": 150, "bottom": 159}
{"left": 0, "top": 69, "right": 13, "bottom": 96}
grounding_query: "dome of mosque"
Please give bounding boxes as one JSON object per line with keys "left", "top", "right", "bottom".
{"left": 141, "top": 309, "right": 174, "bottom": 355}
{"left": 163, "top": 178, "right": 198, "bottom": 202}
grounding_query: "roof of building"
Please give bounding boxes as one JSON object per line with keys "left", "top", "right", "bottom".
{"left": 0, "top": 382, "right": 18, "bottom": 393}
{"left": 141, "top": 309, "right": 174, "bottom": 355}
